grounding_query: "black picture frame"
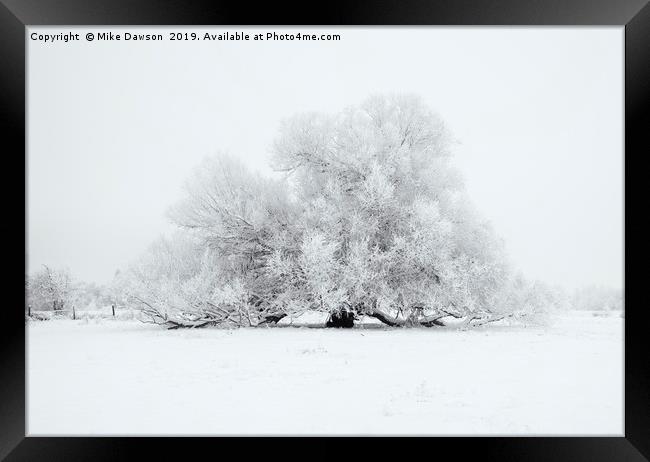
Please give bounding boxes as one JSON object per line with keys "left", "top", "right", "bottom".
{"left": 2, "top": 0, "right": 647, "bottom": 460}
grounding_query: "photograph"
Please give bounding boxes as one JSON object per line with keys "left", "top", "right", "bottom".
{"left": 25, "top": 26, "right": 624, "bottom": 436}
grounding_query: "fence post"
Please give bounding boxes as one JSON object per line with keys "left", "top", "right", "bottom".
{"left": 112, "top": 304, "right": 115, "bottom": 317}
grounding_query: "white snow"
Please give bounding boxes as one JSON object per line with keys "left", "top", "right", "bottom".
{"left": 27, "top": 311, "right": 623, "bottom": 435}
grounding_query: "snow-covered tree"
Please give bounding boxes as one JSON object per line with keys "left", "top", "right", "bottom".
{"left": 267, "top": 94, "right": 509, "bottom": 326}
{"left": 27, "top": 265, "right": 75, "bottom": 311}
{"left": 126, "top": 94, "right": 538, "bottom": 328}
{"left": 122, "top": 230, "right": 287, "bottom": 328}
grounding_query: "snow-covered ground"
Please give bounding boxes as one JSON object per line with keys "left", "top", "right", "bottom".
{"left": 27, "top": 311, "right": 623, "bottom": 435}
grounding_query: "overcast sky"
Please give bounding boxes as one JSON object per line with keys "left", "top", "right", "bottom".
{"left": 27, "top": 27, "right": 623, "bottom": 290}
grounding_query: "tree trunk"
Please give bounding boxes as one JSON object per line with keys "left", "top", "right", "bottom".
{"left": 257, "top": 313, "right": 287, "bottom": 325}
{"left": 367, "top": 307, "right": 448, "bottom": 327}
{"left": 165, "top": 319, "right": 215, "bottom": 330}
{"left": 367, "top": 306, "right": 513, "bottom": 328}
{"left": 326, "top": 310, "right": 355, "bottom": 328}
{"left": 367, "top": 307, "right": 402, "bottom": 326}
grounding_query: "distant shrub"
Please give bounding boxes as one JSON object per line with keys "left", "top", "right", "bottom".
{"left": 572, "top": 286, "right": 623, "bottom": 311}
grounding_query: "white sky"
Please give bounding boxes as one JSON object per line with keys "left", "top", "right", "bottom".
{"left": 27, "top": 27, "right": 623, "bottom": 290}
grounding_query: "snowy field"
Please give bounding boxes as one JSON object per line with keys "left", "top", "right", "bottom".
{"left": 27, "top": 311, "right": 623, "bottom": 435}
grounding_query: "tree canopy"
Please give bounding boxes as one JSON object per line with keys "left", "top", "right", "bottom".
{"left": 124, "top": 95, "right": 540, "bottom": 328}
